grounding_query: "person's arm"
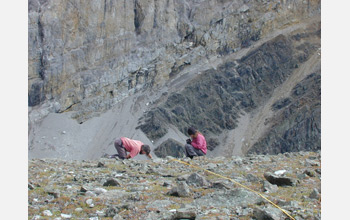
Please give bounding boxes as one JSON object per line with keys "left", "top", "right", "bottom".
{"left": 147, "top": 154, "right": 152, "bottom": 159}
{"left": 191, "top": 136, "right": 204, "bottom": 149}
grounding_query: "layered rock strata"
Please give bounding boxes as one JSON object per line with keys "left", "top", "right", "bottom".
{"left": 28, "top": 0, "right": 321, "bottom": 159}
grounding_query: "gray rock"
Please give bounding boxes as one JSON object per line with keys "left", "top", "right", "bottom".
{"left": 262, "top": 180, "right": 278, "bottom": 193}
{"left": 305, "top": 159, "right": 320, "bottom": 167}
{"left": 112, "top": 214, "right": 123, "bottom": 220}
{"left": 177, "top": 174, "right": 190, "bottom": 182}
{"left": 211, "top": 181, "right": 231, "bottom": 190}
{"left": 195, "top": 188, "right": 263, "bottom": 207}
{"left": 46, "top": 189, "right": 60, "bottom": 198}
{"left": 206, "top": 163, "right": 217, "bottom": 170}
{"left": 264, "top": 172, "right": 297, "bottom": 186}
{"left": 80, "top": 186, "right": 89, "bottom": 192}
{"left": 304, "top": 169, "right": 316, "bottom": 177}
{"left": 146, "top": 200, "right": 173, "bottom": 211}
{"left": 297, "top": 173, "right": 308, "bottom": 180}
{"left": 309, "top": 188, "right": 320, "bottom": 200}
{"left": 28, "top": 183, "right": 35, "bottom": 190}
{"left": 186, "top": 173, "right": 209, "bottom": 187}
{"left": 154, "top": 138, "right": 186, "bottom": 158}
{"left": 175, "top": 207, "right": 196, "bottom": 219}
{"left": 253, "top": 206, "right": 284, "bottom": 220}
{"left": 32, "top": 215, "right": 41, "bottom": 220}
{"left": 168, "top": 181, "right": 191, "bottom": 197}
{"left": 43, "top": 210, "right": 53, "bottom": 216}
{"left": 239, "top": 4, "right": 250, "bottom": 13}
{"left": 103, "top": 178, "right": 121, "bottom": 187}
{"left": 276, "top": 199, "right": 300, "bottom": 208}
{"left": 165, "top": 156, "right": 175, "bottom": 161}
{"left": 163, "top": 181, "right": 172, "bottom": 187}
{"left": 232, "top": 157, "right": 244, "bottom": 165}
{"left": 234, "top": 206, "right": 253, "bottom": 216}
{"left": 61, "top": 213, "right": 72, "bottom": 219}
{"left": 105, "top": 206, "right": 119, "bottom": 217}
{"left": 86, "top": 198, "right": 94, "bottom": 208}
{"left": 94, "top": 187, "right": 107, "bottom": 195}
{"left": 86, "top": 191, "right": 97, "bottom": 197}
{"left": 247, "top": 173, "right": 260, "bottom": 182}
{"left": 152, "top": 158, "right": 164, "bottom": 164}
{"left": 75, "top": 208, "right": 83, "bottom": 212}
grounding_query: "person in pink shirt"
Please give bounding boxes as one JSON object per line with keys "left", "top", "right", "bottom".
{"left": 185, "top": 127, "right": 207, "bottom": 159}
{"left": 114, "top": 137, "right": 152, "bottom": 159}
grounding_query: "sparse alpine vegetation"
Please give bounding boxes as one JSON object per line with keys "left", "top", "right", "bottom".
{"left": 29, "top": 151, "right": 320, "bottom": 219}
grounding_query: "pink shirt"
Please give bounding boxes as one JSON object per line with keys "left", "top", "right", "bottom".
{"left": 191, "top": 133, "right": 207, "bottom": 154}
{"left": 121, "top": 137, "right": 143, "bottom": 158}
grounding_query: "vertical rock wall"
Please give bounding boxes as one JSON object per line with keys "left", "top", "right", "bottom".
{"left": 29, "top": 0, "right": 320, "bottom": 123}
{"left": 28, "top": 0, "right": 321, "bottom": 158}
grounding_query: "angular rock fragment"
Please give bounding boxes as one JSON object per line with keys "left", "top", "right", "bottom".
{"left": 103, "top": 178, "right": 121, "bottom": 187}
{"left": 262, "top": 180, "right": 278, "bottom": 193}
{"left": 309, "top": 188, "right": 320, "bottom": 200}
{"left": 186, "top": 173, "right": 209, "bottom": 187}
{"left": 211, "top": 181, "right": 231, "bottom": 190}
{"left": 253, "top": 205, "right": 284, "bottom": 220}
{"left": 175, "top": 207, "right": 196, "bottom": 219}
{"left": 264, "top": 172, "right": 297, "bottom": 186}
{"left": 167, "top": 181, "right": 191, "bottom": 197}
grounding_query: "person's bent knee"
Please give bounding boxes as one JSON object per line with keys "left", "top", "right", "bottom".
{"left": 114, "top": 138, "right": 122, "bottom": 147}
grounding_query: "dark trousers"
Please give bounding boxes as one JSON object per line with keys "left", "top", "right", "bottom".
{"left": 185, "top": 144, "right": 205, "bottom": 158}
{"left": 114, "top": 138, "right": 127, "bottom": 159}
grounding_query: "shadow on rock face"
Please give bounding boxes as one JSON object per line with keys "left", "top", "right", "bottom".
{"left": 154, "top": 138, "right": 185, "bottom": 158}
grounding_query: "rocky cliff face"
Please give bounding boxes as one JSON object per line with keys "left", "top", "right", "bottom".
{"left": 28, "top": 0, "right": 321, "bottom": 159}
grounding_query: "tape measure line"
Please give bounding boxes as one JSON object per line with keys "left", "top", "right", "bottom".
{"left": 171, "top": 158, "right": 296, "bottom": 220}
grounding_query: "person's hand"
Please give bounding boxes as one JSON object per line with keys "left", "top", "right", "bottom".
{"left": 186, "top": 139, "right": 191, "bottom": 144}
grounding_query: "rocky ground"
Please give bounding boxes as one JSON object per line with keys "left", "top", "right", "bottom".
{"left": 29, "top": 151, "right": 321, "bottom": 219}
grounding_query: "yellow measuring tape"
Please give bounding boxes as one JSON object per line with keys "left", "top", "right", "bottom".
{"left": 171, "top": 158, "right": 296, "bottom": 220}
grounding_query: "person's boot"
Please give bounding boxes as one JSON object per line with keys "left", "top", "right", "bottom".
{"left": 109, "top": 154, "right": 119, "bottom": 159}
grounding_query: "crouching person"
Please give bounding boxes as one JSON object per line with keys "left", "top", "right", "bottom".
{"left": 184, "top": 127, "right": 207, "bottom": 159}
{"left": 114, "top": 137, "right": 152, "bottom": 159}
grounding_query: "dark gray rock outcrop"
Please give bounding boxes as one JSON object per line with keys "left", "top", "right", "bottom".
{"left": 248, "top": 71, "right": 321, "bottom": 155}
{"left": 154, "top": 138, "right": 185, "bottom": 158}
{"left": 264, "top": 172, "right": 297, "bottom": 187}
{"left": 139, "top": 30, "right": 321, "bottom": 156}
{"left": 103, "top": 178, "right": 121, "bottom": 187}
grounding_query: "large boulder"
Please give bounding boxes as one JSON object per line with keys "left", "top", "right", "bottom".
{"left": 264, "top": 172, "right": 297, "bottom": 187}
{"left": 167, "top": 181, "right": 191, "bottom": 197}
{"left": 154, "top": 138, "right": 185, "bottom": 158}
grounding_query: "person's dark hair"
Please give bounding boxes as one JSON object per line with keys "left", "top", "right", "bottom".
{"left": 187, "top": 127, "right": 197, "bottom": 136}
{"left": 141, "top": 145, "right": 151, "bottom": 154}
